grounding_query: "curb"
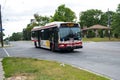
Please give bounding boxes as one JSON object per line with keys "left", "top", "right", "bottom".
{"left": 71, "top": 64, "right": 113, "bottom": 80}
{"left": 0, "top": 58, "right": 5, "bottom": 80}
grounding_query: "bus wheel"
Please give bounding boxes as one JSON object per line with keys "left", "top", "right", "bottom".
{"left": 70, "top": 49, "right": 74, "bottom": 52}
{"left": 34, "top": 42, "right": 38, "bottom": 48}
{"left": 68, "top": 49, "right": 74, "bottom": 52}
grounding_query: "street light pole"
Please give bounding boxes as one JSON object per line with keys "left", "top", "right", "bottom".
{"left": 0, "top": 5, "right": 4, "bottom": 47}
{"left": 107, "top": 8, "right": 111, "bottom": 40}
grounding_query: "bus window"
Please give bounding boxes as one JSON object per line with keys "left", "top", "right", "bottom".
{"left": 59, "top": 27, "right": 81, "bottom": 41}
{"left": 41, "top": 30, "right": 44, "bottom": 40}
{"left": 31, "top": 31, "right": 35, "bottom": 37}
{"left": 31, "top": 31, "right": 38, "bottom": 37}
{"left": 41, "top": 29, "right": 50, "bottom": 40}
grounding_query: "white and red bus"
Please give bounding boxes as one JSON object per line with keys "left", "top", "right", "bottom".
{"left": 31, "top": 22, "right": 83, "bottom": 51}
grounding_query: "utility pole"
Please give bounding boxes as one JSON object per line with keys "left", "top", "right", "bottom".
{"left": 0, "top": 5, "right": 4, "bottom": 47}
{"left": 107, "top": 8, "right": 111, "bottom": 40}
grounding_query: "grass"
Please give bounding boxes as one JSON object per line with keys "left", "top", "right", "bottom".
{"left": 2, "top": 57, "right": 110, "bottom": 80}
{"left": 83, "top": 37, "right": 120, "bottom": 42}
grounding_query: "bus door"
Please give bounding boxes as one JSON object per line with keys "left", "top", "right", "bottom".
{"left": 38, "top": 30, "right": 41, "bottom": 47}
{"left": 49, "top": 27, "right": 58, "bottom": 51}
{"left": 53, "top": 28, "right": 59, "bottom": 49}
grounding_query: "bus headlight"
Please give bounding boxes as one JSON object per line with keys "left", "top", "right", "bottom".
{"left": 58, "top": 44, "right": 65, "bottom": 48}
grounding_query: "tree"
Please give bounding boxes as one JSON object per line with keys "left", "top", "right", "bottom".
{"left": 23, "top": 22, "right": 38, "bottom": 40}
{"left": 52, "top": 4, "right": 76, "bottom": 22}
{"left": 23, "top": 28, "right": 30, "bottom": 40}
{"left": 23, "top": 14, "right": 50, "bottom": 40}
{"left": 111, "top": 4, "right": 120, "bottom": 38}
{"left": 100, "top": 11, "right": 115, "bottom": 26}
{"left": 79, "top": 9, "right": 102, "bottom": 28}
{"left": 116, "top": 4, "right": 120, "bottom": 13}
{"left": 79, "top": 9, "right": 116, "bottom": 38}
{"left": 9, "top": 32, "right": 23, "bottom": 41}
{"left": 34, "top": 14, "right": 50, "bottom": 26}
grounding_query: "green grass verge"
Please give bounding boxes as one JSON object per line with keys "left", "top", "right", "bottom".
{"left": 2, "top": 57, "right": 110, "bottom": 80}
{"left": 83, "top": 37, "right": 120, "bottom": 42}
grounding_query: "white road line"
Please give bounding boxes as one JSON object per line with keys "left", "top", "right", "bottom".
{"left": 3, "top": 48, "right": 10, "bottom": 57}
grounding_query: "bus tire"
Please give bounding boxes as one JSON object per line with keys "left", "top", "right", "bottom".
{"left": 70, "top": 49, "right": 74, "bottom": 52}
{"left": 68, "top": 49, "right": 74, "bottom": 52}
{"left": 34, "top": 42, "right": 38, "bottom": 48}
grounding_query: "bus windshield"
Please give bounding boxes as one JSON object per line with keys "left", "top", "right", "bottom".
{"left": 59, "top": 27, "right": 81, "bottom": 41}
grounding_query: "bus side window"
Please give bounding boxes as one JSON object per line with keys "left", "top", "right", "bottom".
{"left": 41, "top": 30, "right": 44, "bottom": 40}
{"left": 31, "top": 31, "right": 38, "bottom": 37}
{"left": 31, "top": 31, "right": 36, "bottom": 37}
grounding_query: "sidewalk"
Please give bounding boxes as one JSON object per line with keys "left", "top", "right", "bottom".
{"left": 0, "top": 58, "right": 4, "bottom": 80}
{"left": 0, "top": 42, "right": 12, "bottom": 80}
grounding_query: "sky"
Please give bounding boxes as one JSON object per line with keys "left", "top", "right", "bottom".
{"left": 0, "top": 0, "right": 120, "bottom": 38}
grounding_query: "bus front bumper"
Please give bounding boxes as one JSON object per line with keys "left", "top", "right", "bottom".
{"left": 58, "top": 45, "right": 83, "bottom": 50}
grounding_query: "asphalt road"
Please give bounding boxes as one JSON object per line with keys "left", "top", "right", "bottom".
{"left": 1, "top": 41, "right": 120, "bottom": 80}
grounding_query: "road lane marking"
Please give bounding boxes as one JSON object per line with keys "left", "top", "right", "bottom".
{"left": 3, "top": 48, "right": 10, "bottom": 57}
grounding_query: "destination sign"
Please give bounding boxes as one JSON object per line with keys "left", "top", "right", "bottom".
{"left": 61, "top": 23, "right": 78, "bottom": 27}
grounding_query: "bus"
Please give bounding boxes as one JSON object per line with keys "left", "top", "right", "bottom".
{"left": 31, "top": 22, "right": 83, "bottom": 51}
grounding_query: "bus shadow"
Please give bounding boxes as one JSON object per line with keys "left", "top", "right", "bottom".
{"left": 33, "top": 47, "right": 83, "bottom": 54}
{"left": 55, "top": 50, "right": 83, "bottom": 54}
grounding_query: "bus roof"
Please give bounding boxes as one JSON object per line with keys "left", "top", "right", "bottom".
{"left": 31, "top": 21, "right": 79, "bottom": 31}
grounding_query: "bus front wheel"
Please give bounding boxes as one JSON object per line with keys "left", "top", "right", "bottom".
{"left": 34, "top": 42, "right": 38, "bottom": 48}
{"left": 67, "top": 49, "right": 74, "bottom": 52}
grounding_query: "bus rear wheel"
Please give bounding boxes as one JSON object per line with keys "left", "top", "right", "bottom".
{"left": 34, "top": 42, "right": 38, "bottom": 48}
